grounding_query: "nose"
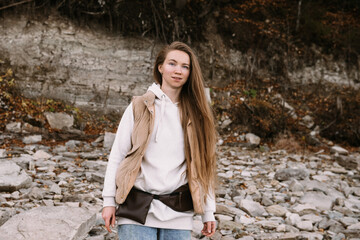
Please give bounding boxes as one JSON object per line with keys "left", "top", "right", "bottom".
{"left": 174, "top": 66, "right": 182, "bottom": 74}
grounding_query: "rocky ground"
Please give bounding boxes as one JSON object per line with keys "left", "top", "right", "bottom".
{"left": 0, "top": 119, "right": 360, "bottom": 239}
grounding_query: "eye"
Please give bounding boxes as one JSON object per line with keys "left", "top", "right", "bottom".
{"left": 169, "top": 62, "right": 175, "bottom": 66}
{"left": 182, "top": 65, "right": 189, "bottom": 70}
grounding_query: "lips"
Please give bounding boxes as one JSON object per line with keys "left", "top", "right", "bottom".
{"left": 172, "top": 77, "right": 182, "bottom": 81}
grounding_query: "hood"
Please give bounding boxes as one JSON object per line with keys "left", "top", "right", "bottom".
{"left": 147, "top": 83, "right": 165, "bottom": 100}
{"left": 147, "top": 83, "right": 167, "bottom": 142}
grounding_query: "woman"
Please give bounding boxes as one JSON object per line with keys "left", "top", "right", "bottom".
{"left": 102, "top": 41, "right": 217, "bottom": 239}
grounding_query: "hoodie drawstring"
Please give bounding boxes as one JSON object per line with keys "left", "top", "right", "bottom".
{"left": 155, "top": 94, "right": 166, "bottom": 142}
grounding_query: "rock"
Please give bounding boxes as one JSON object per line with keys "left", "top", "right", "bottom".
{"left": 300, "top": 191, "right": 334, "bottom": 211}
{"left": 50, "top": 184, "right": 62, "bottom": 195}
{"left": 330, "top": 145, "right": 349, "bottom": 155}
{"left": 255, "top": 220, "right": 279, "bottom": 230}
{"left": 0, "top": 206, "right": 96, "bottom": 240}
{"left": 0, "top": 149, "right": 5, "bottom": 158}
{"left": 65, "top": 140, "right": 83, "bottom": 150}
{"left": 292, "top": 204, "right": 318, "bottom": 215}
{"left": 216, "top": 204, "right": 246, "bottom": 216}
{"left": 218, "top": 220, "right": 242, "bottom": 231}
{"left": 300, "top": 115, "right": 314, "bottom": 129}
{"left": 5, "top": 122, "right": 21, "bottom": 133}
{"left": 334, "top": 155, "right": 358, "bottom": 170}
{"left": 221, "top": 119, "right": 232, "bottom": 128}
{"left": 44, "top": 112, "right": 74, "bottom": 130}
{"left": 0, "top": 208, "right": 16, "bottom": 226}
{"left": 273, "top": 94, "right": 298, "bottom": 119}
{"left": 23, "top": 135, "right": 42, "bottom": 144}
{"left": 339, "top": 217, "right": 358, "bottom": 227}
{"left": 239, "top": 199, "right": 267, "bottom": 217}
{"left": 28, "top": 187, "right": 46, "bottom": 200}
{"left": 289, "top": 179, "right": 304, "bottom": 192}
{"left": 22, "top": 122, "right": 42, "bottom": 133}
{"left": 235, "top": 215, "right": 255, "bottom": 225}
{"left": 0, "top": 160, "right": 32, "bottom": 192}
{"left": 286, "top": 213, "right": 301, "bottom": 226}
{"left": 266, "top": 205, "right": 288, "bottom": 217}
{"left": 274, "top": 168, "right": 309, "bottom": 181}
{"left": 192, "top": 219, "right": 203, "bottom": 238}
{"left": 103, "top": 132, "right": 116, "bottom": 149}
{"left": 33, "top": 150, "right": 52, "bottom": 160}
{"left": 347, "top": 222, "right": 360, "bottom": 230}
{"left": 295, "top": 220, "right": 313, "bottom": 231}
{"left": 245, "top": 133, "right": 260, "bottom": 146}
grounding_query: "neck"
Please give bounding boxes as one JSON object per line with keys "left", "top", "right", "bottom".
{"left": 161, "top": 85, "right": 181, "bottom": 103}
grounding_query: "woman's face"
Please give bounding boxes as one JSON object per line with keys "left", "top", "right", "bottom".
{"left": 158, "top": 50, "right": 190, "bottom": 91}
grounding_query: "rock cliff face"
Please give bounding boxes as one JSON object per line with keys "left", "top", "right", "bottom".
{"left": 0, "top": 13, "right": 359, "bottom": 115}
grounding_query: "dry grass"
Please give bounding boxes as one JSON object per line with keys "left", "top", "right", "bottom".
{"left": 273, "top": 134, "right": 303, "bottom": 153}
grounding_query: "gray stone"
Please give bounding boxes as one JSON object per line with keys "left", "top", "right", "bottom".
{"left": 286, "top": 213, "right": 301, "bottom": 226}
{"left": 23, "top": 135, "right": 42, "bottom": 144}
{"left": 255, "top": 220, "right": 279, "bottom": 230}
{"left": 348, "top": 222, "right": 360, "bottom": 230}
{"left": 274, "top": 168, "right": 309, "bottom": 181}
{"left": 104, "top": 132, "right": 116, "bottom": 149}
{"left": 300, "top": 115, "right": 314, "bottom": 129}
{"left": 330, "top": 146, "right": 349, "bottom": 155}
{"left": 235, "top": 215, "right": 255, "bottom": 225}
{"left": 239, "top": 199, "right": 267, "bottom": 217}
{"left": 289, "top": 179, "right": 304, "bottom": 192}
{"left": 33, "top": 149, "right": 52, "bottom": 160}
{"left": 5, "top": 122, "right": 22, "bottom": 133}
{"left": 245, "top": 133, "right": 261, "bottom": 146}
{"left": 44, "top": 112, "right": 74, "bottom": 130}
{"left": 0, "top": 160, "right": 32, "bottom": 192}
{"left": 216, "top": 204, "right": 246, "bottom": 216}
{"left": 0, "top": 208, "right": 16, "bottom": 226}
{"left": 301, "top": 214, "right": 323, "bottom": 224}
{"left": 0, "top": 206, "right": 96, "bottom": 240}
{"left": 339, "top": 217, "right": 358, "bottom": 227}
{"left": 50, "top": 184, "right": 62, "bottom": 195}
{"left": 265, "top": 205, "right": 288, "bottom": 217}
{"left": 221, "top": 119, "right": 232, "bottom": 128}
{"left": 295, "top": 220, "right": 313, "bottom": 231}
{"left": 65, "top": 140, "right": 83, "bottom": 150}
{"left": 0, "top": 149, "right": 5, "bottom": 158}
{"left": 28, "top": 187, "right": 46, "bottom": 200}
{"left": 292, "top": 204, "right": 318, "bottom": 215}
{"left": 300, "top": 191, "right": 334, "bottom": 211}
{"left": 334, "top": 155, "right": 358, "bottom": 170}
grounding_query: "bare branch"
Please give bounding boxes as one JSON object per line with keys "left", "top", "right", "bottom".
{"left": 0, "top": 0, "right": 33, "bottom": 11}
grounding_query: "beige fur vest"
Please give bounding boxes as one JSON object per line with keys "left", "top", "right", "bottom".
{"left": 114, "top": 91, "right": 205, "bottom": 214}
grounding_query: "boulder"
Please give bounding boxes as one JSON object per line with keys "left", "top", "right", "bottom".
{"left": 274, "top": 168, "right": 309, "bottom": 181}
{"left": 245, "top": 133, "right": 261, "bottom": 146}
{"left": 0, "top": 206, "right": 96, "bottom": 240}
{"left": 0, "top": 160, "right": 32, "bottom": 192}
{"left": 44, "top": 112, "right": 74, "bottom": 130}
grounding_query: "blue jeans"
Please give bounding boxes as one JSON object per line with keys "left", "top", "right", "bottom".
{"left": 118, "top": 224, "right": 191, "bottom": 240}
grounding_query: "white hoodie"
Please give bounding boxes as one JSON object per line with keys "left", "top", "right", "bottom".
{"left": 102, "top": 83, "right": 216, "bottom": 230}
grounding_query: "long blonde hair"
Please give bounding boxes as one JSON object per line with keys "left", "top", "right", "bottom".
{"left": 153, "top": 42, "right": 217, "bottom": 196}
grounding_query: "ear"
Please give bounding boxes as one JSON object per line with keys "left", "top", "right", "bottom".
{"left": 158, "top": 64, "right": 163, "bottom": 74}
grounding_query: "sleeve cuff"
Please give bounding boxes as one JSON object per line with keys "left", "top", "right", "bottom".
{"left": 103, "top": 197, "right": 116, "bottom": 207}
{"left": 201, "top": 211, "right": 215, "bottom": 223}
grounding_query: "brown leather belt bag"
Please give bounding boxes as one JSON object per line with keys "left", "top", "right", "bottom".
{"left": 115, "top": 184, "right": 193, "bottom": 224}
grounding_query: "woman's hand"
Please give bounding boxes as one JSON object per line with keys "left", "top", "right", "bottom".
{"left": 102, "top": 206, "right": 116, "bottom": 233}
{"left": 201, "top": 221, "right": 216, "bottom": 237}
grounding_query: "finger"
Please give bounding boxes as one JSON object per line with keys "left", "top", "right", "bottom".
{"left": 211, "top": 221, "right": 216, "bottom": 232}
{"left": 105, "top": 217, "right": 112, "bottom": 233}
{"left": 207, "top": 222, "right": 211, "bottom": 233}
{"left": 111, "top": 213, "right": 116, "bottom": 227}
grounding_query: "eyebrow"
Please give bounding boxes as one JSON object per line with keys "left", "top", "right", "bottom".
{"left": 168, "top": 59, "right": 190, "bottom": 66}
